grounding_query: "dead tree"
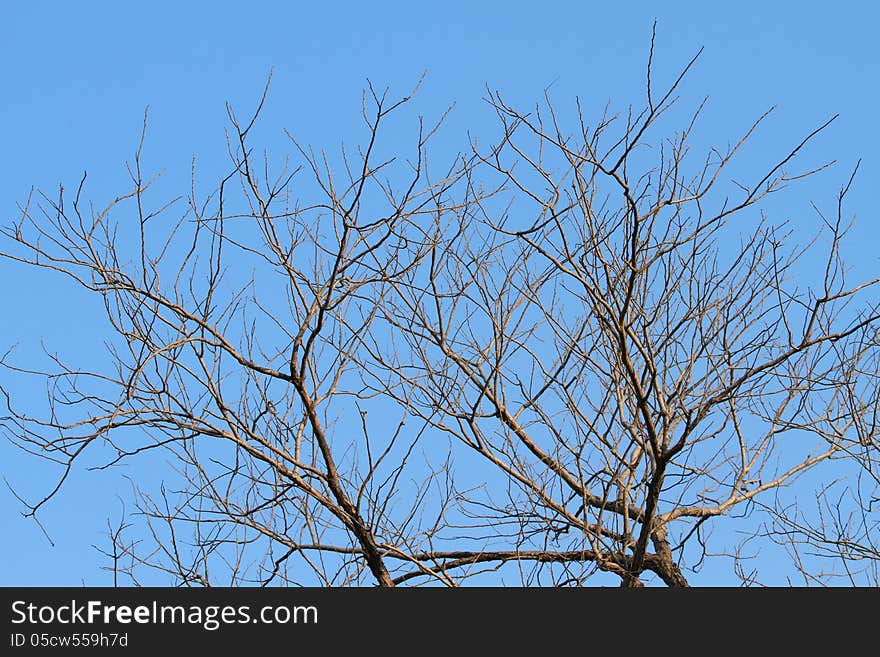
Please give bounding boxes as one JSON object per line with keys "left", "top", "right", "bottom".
{"left": 3, "top": 39, "right": 878, "bottom": 586}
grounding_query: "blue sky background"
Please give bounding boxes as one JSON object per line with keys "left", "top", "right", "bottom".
{"left": 1, "top": 1, "right": 877, "bottom": 585}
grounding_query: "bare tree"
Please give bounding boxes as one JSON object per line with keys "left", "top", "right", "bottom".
{"left": 3, "top": 35, "right": 879, "bottom": 587}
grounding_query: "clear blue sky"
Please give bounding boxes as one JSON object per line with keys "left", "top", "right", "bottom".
{"left": 1, "top": 1, "right": 877, "bottom": 585}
